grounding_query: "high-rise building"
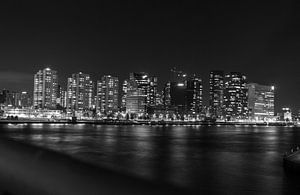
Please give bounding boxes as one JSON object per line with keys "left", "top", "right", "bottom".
{"left": 20, "top": 91, "right": 32, "bottom": 108}
{"left": 162, "top": 82, "right": 171, "bottom": 107}
{"left": 223, "top": 72, "right": 248, "bottom": 120}
{"left": 185, "top": 77, "right": 203, "bottom": 114}
{"left": 96, "top": 75, "right": 119, "bottom": 114}
{"left": 247, "top": 83, "right": 275, "bottom": 121}
{"left": 125, "top": 79, "right": 146, "bottom": 115}
{"left": 209, "top": 71, "right": 224, "bottom": 119}
{"left": 170, "top": 82, "right": 186, "bottom": 107}
{"left": 66, "top": 72, "right": 94, "bottom": 111}
{"left": 163, "top": 73, "right": 203, "bottom": 115}
{"left": 33, "top": 68, "right": 58, "bottom": 109}
{"left": 129, "top": 72, "right": 158, "bottom": 107}
{"left": 148, "top": 76, "right": 158, "bottom": 106}
{"left": 60, "top": 90, "right": 67, "bottom": 108}
{"left": 121, "top": 79, "right": 129, "bottom": 111}
{"left": 3, "top": 91, "right": 21, "bottom": 107}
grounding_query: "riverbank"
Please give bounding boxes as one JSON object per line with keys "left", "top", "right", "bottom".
{"left": 0, "top": 119, "right": 296, "bottom": 126}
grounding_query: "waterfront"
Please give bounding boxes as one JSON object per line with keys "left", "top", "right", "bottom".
{"left": 1, "top": 124, "right": 300, "bottom": 194}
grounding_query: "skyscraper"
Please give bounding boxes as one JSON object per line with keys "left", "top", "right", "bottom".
{"left": 209, "top": 71, "right": 224, "bottom": 119}
{"left": 170, "top": 82, "right": 186, "bottom": 107}
{"left": 185, "top": 76, "right": 203, "bottom": 114}
{"left": 33, "top": 68, "right": 58, "bottom": 109}
{"left": 121, "top": 79, "right": 129, "bottom": 111}
{"left": 162, "top": 82, "right": 171, "bottom": 107}
{"left": 96, "top": 75, "right": 119, "bottom": 114}
{"left": 66, "top": 72, "right": 94, "bottom": 111}
{"left": 129, "top": 72, "right": 158, "bottom": 107}
{"left": 247, "top": 83, "right": 275, "bottom": 121}
{"left": 125, "top": 80, "right": 146, "bottom": 115}
{"left": 148, "top": 76, "right": 158, "bottom": 106}
{"left": 223, "top": 72, "right": 248, "bottom": 120}
{"left": 163, "top": 70, "right": 203, "bottom": 116}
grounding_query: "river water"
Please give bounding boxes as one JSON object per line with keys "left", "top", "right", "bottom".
{"left": 1, "top": 124, "right": 300, "bottom": 194}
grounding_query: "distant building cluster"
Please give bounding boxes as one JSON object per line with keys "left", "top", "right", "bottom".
{"left": 208, "top": 71, "right": 275, "bottom": 121}
{"left": 0, "top": 66, "right": 295, "bottom": 122}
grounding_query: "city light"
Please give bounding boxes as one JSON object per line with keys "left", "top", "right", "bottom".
{"left": 0, "top": 67, "right": 289, "bottom": 124}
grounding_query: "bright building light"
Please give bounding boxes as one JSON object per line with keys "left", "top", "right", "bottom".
{"left": 177, "top": 83, "right": 184, "bottom": 87}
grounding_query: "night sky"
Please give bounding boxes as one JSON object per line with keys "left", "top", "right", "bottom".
{"left": 0, "top": 0, "right": 299, "bottom": 112}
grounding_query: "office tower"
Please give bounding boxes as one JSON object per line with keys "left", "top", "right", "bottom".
{"left": 56, "top": 85, "right": 63, "bottom": 107}
{"left": 3, "top": 91, "right": 21, "bottom": 107}
{"left": 20, "top": 91, "right": 32, "bottom": 108}
{"left": 129, "top": 72, "right": 158, "bottom": 107}
{"left": 209, "top": 71, "right": 224, "bottom": 119}
{"left": 223, "top": 72, "right": 248, "bottom": 120}
{"left": 148, "top": 76, "right": 158, "bottom": 106}
{"left": 60, "top": 90, "right": 67, "bottom": 108}
{"left": 121, "top": 79, "right": 129, "bottom": 111}
{"left": 162, "top": 82, "right": 171, "bottom": 107}
{"left": 125, "top": 79, "right": 146, "bottom": 115}
{"left": 96, "top": 75, "right": 119, "bottom": 114}
{"left": 163, "top": 73, "right": 203, "bottom": 115}
{"left": 185, "top": 76, "right": 203, "bottom": 114}
{"left": 247, "top": 83, "right": 275, "bottom": 121}
{"left": 33, "top": 68, "right": 58, "bottom": 109}
{"left": 170, "top": 81, "right": 186, "bottom": 107}
{"left": 66, "top": 72, "right": 94, "bottom": 111}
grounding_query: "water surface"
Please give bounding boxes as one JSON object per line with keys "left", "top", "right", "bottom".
{"left": 1, "top": 124, "right": 300, "bottom": 194}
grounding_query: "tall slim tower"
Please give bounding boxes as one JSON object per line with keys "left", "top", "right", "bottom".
{"left": 223, "top": 72, "right": 248, "bottom": 120}
{"left": 66, "top": 72, "right": 94, "bottom": 111}
{"left": 96, "top": 75, "right": 119, "bottom": 114}
{"left": 209, "top": 71, "right": 224, "bottom": 119}
{"left": 121, "top": 79, "right": 129, "bottom": 111}
{"left": 33, "top": 68, "right": 58, "bottom": 109}
{"left": 185, "top": 76, "right": 203, "bottom": 114}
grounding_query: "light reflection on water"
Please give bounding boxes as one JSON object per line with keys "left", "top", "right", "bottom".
{"left": 1, "top": 124, "right": 300, "bottom": 194}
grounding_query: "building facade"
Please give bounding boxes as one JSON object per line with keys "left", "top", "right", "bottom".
{"left": 125, "top": 79, "right": 146, "bottom": 115}
{"left": 33, "top": 68, "right": 58, "bottom": 109}
{"left": 247, "top": 83, "right": 275, "bottom": 121}
{"left": 96, "top": 75, "right": 119, "bottom": 114}
{"left": 223, "top": 72, "right": 248, "bottom": 120}
{"left": 185, "top": 77, "right": 203, "bottom": 114}
{"left": 209, "top": 71, "right": 224, "bottom": 119}
{"left": 129, "top": 72, "right": 158, "bottom": 107}
{"left": 66, "top": 72, "right": 94, "bottom": 111}
{"left": 121, "top": 79, "right": 129, "bottom": 111}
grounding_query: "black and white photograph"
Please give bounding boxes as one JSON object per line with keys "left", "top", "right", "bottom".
{"left": 0, "top": 0, "right": 299, "bottom": 194}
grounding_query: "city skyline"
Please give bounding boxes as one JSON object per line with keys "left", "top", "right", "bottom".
{"left": 0, "top": 1, "right": 298, "bottom": 112}
{"left": 0, "top": 67, "right": 284, "bottom": 113}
